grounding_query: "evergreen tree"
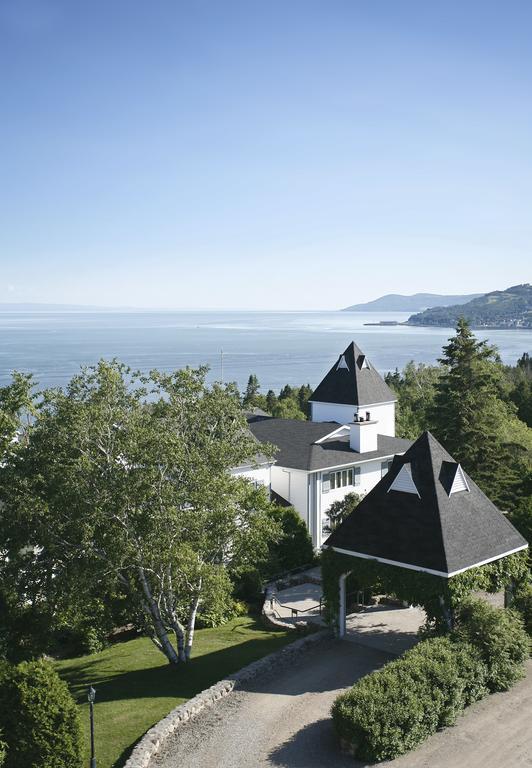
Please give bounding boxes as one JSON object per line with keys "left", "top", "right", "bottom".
{"left": 430, "top": 318, "right": 522, "bottom": 508}
{"left": 265, "top": 389, "right": 277, "bottom": 413}
{"left": 298, "top": 384, "right": 313, "bottom": 417}
{"left": 242, "top": 374, "right": 260, "bottom": 407}
{"left": 278, "top": 384, "right": 293, "bottom": 401}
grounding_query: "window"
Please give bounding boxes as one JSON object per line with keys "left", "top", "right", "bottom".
{"left": 381, "top": 459, "right": 393, "bottom": 478}
{"left": 324, "top": 466, "right": 360, "bottom": 492}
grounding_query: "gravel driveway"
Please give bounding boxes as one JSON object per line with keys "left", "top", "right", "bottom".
{"left": 153, "top": 639, "right": 532, "bottom": 768}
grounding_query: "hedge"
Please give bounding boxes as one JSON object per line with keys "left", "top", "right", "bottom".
{"left": 453, "top": 598, "right": 530, "bottom": 690}
{"left": 0, "top": 659, "right": 82, "bottom": 768}
{"left": 332, "top": 599, "right": 530, "bottom": 761}
{"left": 331, "top": 637, "right": 487, "bottom": 761}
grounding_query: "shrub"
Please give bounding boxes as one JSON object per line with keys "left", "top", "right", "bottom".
{"left": 0, "top": 659, "right": 82, "bottom": 768}
{"left": 264, "top": 505, "right": 315, "bottom": 577}
{"left": 331, "top": 636, "right": 488, "bottom": 761}
{"left": 0, "top": 734, "right": 7, "bottom": 768}
{"left": 513, "top": 582, "right": 532, "bottom": 638}
{"left": 453, "top": 598, "right": 529, "bottom": 691}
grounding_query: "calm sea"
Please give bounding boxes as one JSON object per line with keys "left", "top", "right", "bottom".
{"left": 0, "top": 310, "right": 530, "bottom": 392}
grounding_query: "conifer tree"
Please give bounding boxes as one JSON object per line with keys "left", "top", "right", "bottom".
{"left": 242, "top": 374, "right": 260, "bottom": 407}
{"left": 266, "top": 389, "right": 277, "bottom": 413}
{"left": 430, "top": 318, "right": 522, "bottom": 508}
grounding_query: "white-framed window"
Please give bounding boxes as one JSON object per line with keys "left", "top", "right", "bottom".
{"left": 381, "top": 459, "right": 393, "bottom": 478}
{"left": 323, "top": 466, "right": 360, "bottom": 493}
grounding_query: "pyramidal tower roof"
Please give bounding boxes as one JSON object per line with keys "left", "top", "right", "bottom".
{"left": 325, "top": 431, "right": 528, "bottom": 577}
{"left": 310, "top": 341, "right": 396, "bottom": 407}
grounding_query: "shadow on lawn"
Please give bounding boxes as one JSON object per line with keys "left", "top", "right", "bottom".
{"left": 60, "top": 618, "right": 292, "bottom": 707}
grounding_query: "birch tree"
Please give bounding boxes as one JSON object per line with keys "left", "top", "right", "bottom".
{"left": 0, "top": 362, "right": 278, "bottom": 664}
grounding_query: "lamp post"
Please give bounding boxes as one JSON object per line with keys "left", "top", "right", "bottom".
{"left": 87, "top": 685, "right": 96, "bottom": 768}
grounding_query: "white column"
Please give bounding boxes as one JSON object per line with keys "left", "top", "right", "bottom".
{"left": 338, "top": 573, "right": 347, "bottom": 638}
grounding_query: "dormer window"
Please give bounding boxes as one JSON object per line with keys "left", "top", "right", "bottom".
{"left": 388, "top": 462, "right": 420, "bottom": 497}
{"left": 440, "top": 461, "right": 470, "bottom": 496}
{"left": 336, "top": 354, "right": 349, "bottom": 371}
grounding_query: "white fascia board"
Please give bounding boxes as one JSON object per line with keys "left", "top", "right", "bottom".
{"left": 314, "top": 425, "right": 351, "bottom": 444}
{"left": 310, "top": 399, "right": 398, "bottom": 407}
{"left": 327, "top": 544, "right": 529, "bottom": 579}
{"left": 310, "top": 452, "right": 406, "bottom": 474}
{"left": 232, "top": 459, "right": 274, "bottom": 472}
{"left": 446, "top": 545, "right": 528, "bottom": 576}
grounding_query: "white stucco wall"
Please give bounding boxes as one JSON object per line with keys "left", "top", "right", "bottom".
{"left": 270, "top": 466, "right": 309, "bottom": 527}
{"left": 310, "top": 401, "right": 396, "bottom": 437}
{"left": 314, "top": 458, "right": 393, "bottom": 548}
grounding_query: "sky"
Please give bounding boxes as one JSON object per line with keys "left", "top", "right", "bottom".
{"left": 0, "top": 0, "right": 531, "bottom": 310}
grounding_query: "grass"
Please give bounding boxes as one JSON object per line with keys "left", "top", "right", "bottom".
{"left": 55, "top": 617, "right": 294, "bottom": 768}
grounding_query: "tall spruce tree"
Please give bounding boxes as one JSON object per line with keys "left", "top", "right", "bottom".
{"left": 242, "top": 374, "right": 260, "bottom": 407}
{"left": 430, "top": 318, "right": 522, "bottom": 508}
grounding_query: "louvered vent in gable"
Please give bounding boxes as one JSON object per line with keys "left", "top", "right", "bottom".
{"left": 336, "top": 354, "right": 349, "bottom": 371}
{"left": 387, "top": 462, "right": 420, "bottom": 497}
{"left": 449, "top": 464, "right": 469, "bottom": 495}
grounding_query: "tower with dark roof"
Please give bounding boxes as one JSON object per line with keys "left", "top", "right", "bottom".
{"left": 309, "top": 341, "right": 397, "bottom": 436}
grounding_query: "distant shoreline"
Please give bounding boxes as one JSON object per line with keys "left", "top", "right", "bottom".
{"left": 364, "top": 320, "right": 530, "bottom": 331}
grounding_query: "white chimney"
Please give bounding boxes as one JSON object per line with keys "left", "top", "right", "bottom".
{"left": 349, "top": 410, "right": 378, "bottom": 453}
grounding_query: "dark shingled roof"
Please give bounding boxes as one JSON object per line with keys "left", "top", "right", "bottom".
{"left": 325, "top": 431, "right": 528, "bottom": 576}
{"left": 247, "top": 417, "right": 411, "bottom": 472}
{"left": 309, "top": 341, "right": 396, "bottom": 407}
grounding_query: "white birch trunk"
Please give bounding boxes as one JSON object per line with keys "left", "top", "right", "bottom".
{"left": 185, "top": 591, "right": 201, "bottom": 661}
{"left": 138, "top": 566, "right": 180, "bottom": 664}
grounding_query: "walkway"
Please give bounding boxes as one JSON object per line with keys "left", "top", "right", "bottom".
{"left": 152, "top": 636, "right": 532, "bottom": 768}
{"left": 345, "top": 604, "right": 425, "bottom": 654}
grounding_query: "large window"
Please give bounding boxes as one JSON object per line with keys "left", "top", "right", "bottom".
{"left": 381, "top": 459, "right": 393, "bottom": 478}
{"left": 324, "top": 466, "right": 360, "bottom": 492}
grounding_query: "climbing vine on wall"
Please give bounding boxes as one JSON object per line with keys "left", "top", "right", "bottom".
{"left": 321, "top": 548, "right": 529, "bottom": 632}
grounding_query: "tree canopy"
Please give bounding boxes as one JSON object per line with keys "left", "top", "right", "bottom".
{"left": 0, "top": 362, "right": 280, "bottom": 664}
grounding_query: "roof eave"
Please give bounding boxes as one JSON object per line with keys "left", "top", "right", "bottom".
{"left": 325, "top": 543, "right": 529, "bottom": 580}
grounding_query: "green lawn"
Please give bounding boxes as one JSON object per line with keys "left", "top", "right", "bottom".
{"left": 55, "top": 618, "right": 293, "bottom": 768}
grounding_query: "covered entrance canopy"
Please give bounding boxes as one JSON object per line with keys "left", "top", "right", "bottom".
{"left": 323, "top": 431, "right": 528, "bottom": 637}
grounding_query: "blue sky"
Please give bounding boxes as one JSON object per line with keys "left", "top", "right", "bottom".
{"left": 1, "top": 1, "right": 530, "bottom": 309}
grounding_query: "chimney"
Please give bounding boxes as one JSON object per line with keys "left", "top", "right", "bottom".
{"left": 350, "top": 410, "right": 378, "bottom": 453}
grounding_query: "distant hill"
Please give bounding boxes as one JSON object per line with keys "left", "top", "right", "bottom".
{"left": 407, "top": 284, "right": 532, "bottom": 329}
{"left": 341, "top": 293, "right": 482, "bottom": 312}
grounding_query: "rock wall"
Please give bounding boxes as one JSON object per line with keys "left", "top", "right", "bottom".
{"left": 124, "top": 629, "right": 330, "bottom": 768}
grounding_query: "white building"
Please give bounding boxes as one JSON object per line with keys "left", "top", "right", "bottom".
{"left": 237, "top": 341, "right": 411, "bottom": 548}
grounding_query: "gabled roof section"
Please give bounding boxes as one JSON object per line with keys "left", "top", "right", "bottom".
{"left": 310, "top": 341, "right": 397, "bottom": 407}
{"left": 325, "top": 431, "right": 528, "bottom": 577}
{"left": 247, "top": 416, "right": 412, "bottom": 472}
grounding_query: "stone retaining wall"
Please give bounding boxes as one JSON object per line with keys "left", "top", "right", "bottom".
{"left": 124, "top": 629, "right": 330, "bottom": 768}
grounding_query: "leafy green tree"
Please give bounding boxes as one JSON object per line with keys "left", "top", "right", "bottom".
{"left": 385, "top": 362, "right": 440, "bottom": 439}
{"left": 0, "top": 373, "right": 35, "bottom": 456}
{"left": 271, "top": 398, "right": 306, "bottom": 420}
{"left": 0, "top": 363, "right": 279, "bottom": 664}
{"left": 264, "top": 505, "right": 315, "bottom": 576}
{"left": 0, "top": 659, "right": 82, "bottom": 768}
{"left": 324, "top": 492, "right": 363, "bottom": 533}
{"left": 430, "top": 319, "right": 524, "bottom": 507}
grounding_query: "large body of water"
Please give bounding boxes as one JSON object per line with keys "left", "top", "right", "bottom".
{"left": 0, "top": 310, "right": 530, "bottom": 392}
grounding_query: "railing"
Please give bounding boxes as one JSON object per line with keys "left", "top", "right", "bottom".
{"left": 269, "top": 594, "right": 324, "bottom": 619}
{"left": 263, "top": 562, "right": 317, "bottom": 588}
